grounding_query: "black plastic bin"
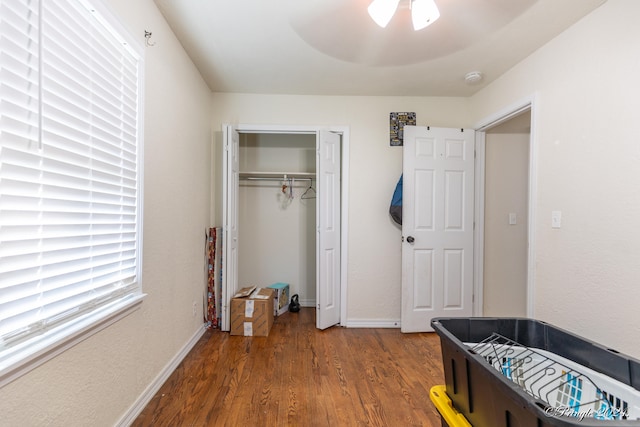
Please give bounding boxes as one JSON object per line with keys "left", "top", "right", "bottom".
{"left": 431, "top": 317, "right": 640, "bottom": 426}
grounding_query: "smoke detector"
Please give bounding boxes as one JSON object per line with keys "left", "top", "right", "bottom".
{"left": 464, "top": 71, "right": 483, "bottom": 85}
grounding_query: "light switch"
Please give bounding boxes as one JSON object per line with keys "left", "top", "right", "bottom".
{"left": 551, "top": 211, "right": 562, "bottom": 228}
{"left": 509, "top": 213, "right": 517, "bottom": 225}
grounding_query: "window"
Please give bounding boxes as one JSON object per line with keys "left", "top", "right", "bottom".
{"left": 0, "top": 0, "right": 144, "bottom": 386}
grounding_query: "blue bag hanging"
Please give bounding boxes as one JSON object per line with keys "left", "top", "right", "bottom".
{"left": 389, "top": 175, "right": 402, "bottom": 225}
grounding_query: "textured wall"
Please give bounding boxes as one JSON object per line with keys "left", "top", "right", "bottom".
{"left": 470, "top": 0, "right": 640, "bottom": 358}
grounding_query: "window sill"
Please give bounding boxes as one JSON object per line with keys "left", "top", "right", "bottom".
{"left": 0, "top": 293, "right": 146, "bottom": 389}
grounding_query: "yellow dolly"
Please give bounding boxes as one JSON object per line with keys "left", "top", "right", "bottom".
{"left": 429, "top": 385, "right": 472, "bottom": 427}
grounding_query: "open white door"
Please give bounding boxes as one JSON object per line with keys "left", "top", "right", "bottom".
{"left": 401, "top": 126, "right": 474, "bottom": 332}
{"left": 316, "top": 130, "right": 341, "bottom": 329}
{"left": 221, "top": 125, "right": 239, "bottom": 331}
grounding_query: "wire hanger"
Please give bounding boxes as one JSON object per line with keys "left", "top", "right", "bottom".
{"left": 301, "top": 180, "right": 316, "bottom": 200}
{"left": 281, "top": 175, "right": 294, "bottom": 200}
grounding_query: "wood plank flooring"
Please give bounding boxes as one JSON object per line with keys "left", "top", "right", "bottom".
{"left": 132, "top": 308, "right": 445, "bottom": 427}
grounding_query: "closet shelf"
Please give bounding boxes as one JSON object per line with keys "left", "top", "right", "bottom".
{"left": 239, "top": 171, "right": 315, "bottom": 180}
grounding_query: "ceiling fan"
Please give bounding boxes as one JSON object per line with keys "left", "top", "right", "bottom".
{"left": 368, "top": 0, "right": 440, "bottom": 30}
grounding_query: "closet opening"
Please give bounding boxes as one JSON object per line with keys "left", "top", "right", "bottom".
{"left": 238, "top": 133, "right": 318, "bottom": 308}
{"left": 222, "top": 125, "right": 348, "bottom": 331}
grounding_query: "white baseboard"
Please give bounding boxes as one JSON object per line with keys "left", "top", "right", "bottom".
{"left": 292, "top": 305, "right": 401, "bottom": 329}
{"left": 343, "top": 319, "right": 401, "bottom": 328}
{"left": 116, "top": 324, "right": 207, "bottom": 427}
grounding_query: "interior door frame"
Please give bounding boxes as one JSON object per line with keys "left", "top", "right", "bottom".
{"left": 222, "top": 123, "right": 349, "bottom": 330}
{"left": 473, "top": 95, "right": 538, "bottom": 317}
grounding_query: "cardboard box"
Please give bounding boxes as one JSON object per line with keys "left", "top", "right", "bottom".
{"left": 230, "top": 287, "right": 274, "bottom": 336}
{"left": 267, "top": 282, "right": 290, "bottom": 316}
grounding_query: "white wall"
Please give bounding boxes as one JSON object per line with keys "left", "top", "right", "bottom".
{"left": 212, "top": 95, "right": 471, "bottom": 323}
{"left": 470, "top": 0, "right": 640, "bottom": 358}
{"left": 238, "top": 133, "right": 317, "bottom": 304}
{"left": 483, "top": 126, "right": 529, "bottom": 317}
{"left": 0, "top": 0, "right": 213, "bottom": 425}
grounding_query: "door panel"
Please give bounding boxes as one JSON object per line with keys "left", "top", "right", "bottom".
{"left": 445, "top": 171, "right": 464, "bottom": 229}
{"left": 444, "top": 249, "right": 463, "bottom": 308}
{"left": 316, "top": 130, "right": 341, "bottom": 329}
{"left": 415, "top": 170, "right": 434, "bottom": 229}
{"left": 402, "top": 126, "right": 474, "bottom": 332}
{"left": 414, "top": 249, "right": 434, "bottom": 308}
{"left": 221, "top": 125, "right": 239, "bottom": 331}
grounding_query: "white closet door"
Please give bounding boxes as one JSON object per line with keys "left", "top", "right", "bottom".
{"left": 222, "top": 125, "right": 239, "bottom": 331}
{"left": 316, "top": 130, "right": 341, "bottom": 329}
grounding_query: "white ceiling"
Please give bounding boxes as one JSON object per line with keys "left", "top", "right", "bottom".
{"left": 153, "top": 0, "right": 606, "bottom": 97}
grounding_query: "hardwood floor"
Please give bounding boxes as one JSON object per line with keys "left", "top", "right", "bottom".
{"left": 132, "top": 308, "right": 445, "bottom": 427}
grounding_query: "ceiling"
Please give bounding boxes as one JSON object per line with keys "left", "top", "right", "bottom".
{"left": 153, "top": 0, "right": 606, "bottom": 97}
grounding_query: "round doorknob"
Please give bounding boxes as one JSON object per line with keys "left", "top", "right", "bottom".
{"left": 406, "top": 236, "right": 415, "bottom": 243}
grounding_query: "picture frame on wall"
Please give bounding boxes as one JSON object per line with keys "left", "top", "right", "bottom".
{"left": 390, "top": 112, "right": 416, "bottom": 146}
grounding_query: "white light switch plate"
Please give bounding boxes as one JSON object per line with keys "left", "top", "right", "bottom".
{"left": 509, "top": 213, "right": 517, "bottom": 225}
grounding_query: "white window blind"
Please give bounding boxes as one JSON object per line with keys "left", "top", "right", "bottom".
{"left": 0, "top": 0, "right": 144, "bottom": 383}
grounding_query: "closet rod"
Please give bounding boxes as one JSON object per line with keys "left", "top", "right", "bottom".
{"left": 240, "top": 177, "right": 313, "bottom": 182}
{"left": 239, "top": 171, "right": 315, "bottom": 180}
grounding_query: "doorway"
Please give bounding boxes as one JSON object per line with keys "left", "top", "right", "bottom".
{"left": 483, "top": 111, "right": 530, "bottom": 316}
{"left": 474, "top": 102, "right": 535, "bottom": 317}
{"left": 221, "top": 125, "right": 349, "bottom": 331}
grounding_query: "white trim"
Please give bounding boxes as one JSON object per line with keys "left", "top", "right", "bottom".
{"left": 344, "top": 319, "right": 401, "bottom": 328}
{"left": 525, "top": 101, "right": 539, "bottom": 318}
{"left": 474, "top": 95, "right": 535, "bottom": 131}
{"left": 115, "top": 324, "right": 207, "bottom": 427}
{"left": 299, "top": 298, "right": 317, "bottom": 308}
{"left": 473, "top": 94, "right": 538, "bottom": 318}
{"left": 233, "top": 124, "right": 320, "bottom": 134}
{"left": 221, "top": 125, "right": 232, "bottom": 332}
{"left": 339, "top": 126, "right": 350, "bottom": 327}
{"left": 135, "top": 17, "right": 146, "bottom": 310}
{"left": 221, "top": 124, "right": 350, "bottom": 329}
{"left": 473, "top": 132, "right": 486, "bottom": 316}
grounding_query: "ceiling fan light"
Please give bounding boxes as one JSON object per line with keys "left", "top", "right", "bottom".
{"left": 411, "top": 0, "right": 440, "bottom": 31}
{"left": 368, "top": 0, "right": 400, "bottom": 28}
